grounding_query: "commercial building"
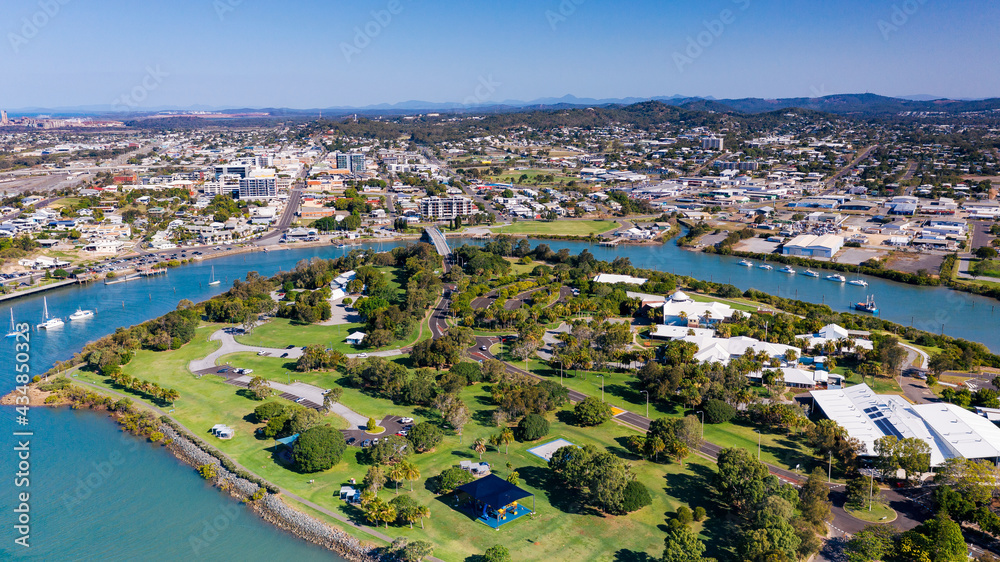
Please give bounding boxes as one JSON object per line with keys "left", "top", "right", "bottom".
{"left": 782, "top": 234, "right": 844, "bottom": 258}
{"left": 334, "top": 152, "right": 366, "bottom": 174}
{"left": 419, "top": 196, "right": 476, "bottom": 219}
{"left": 661, "top": 290, "right": 739, "bottom": 327}
{"left": 810, "top": 384, "right": 1000, "bottom": 466}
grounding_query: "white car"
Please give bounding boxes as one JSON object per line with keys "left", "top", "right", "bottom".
{"left": 358, "top": 353, "right": 369, "bottom": 359}
{"left": 400, "top": 417, "right": 414, "bottom": 424}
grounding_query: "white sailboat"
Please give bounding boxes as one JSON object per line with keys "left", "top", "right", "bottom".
{"left": 70, "top": 308, "right": 95, "bottom": 321}
{"left": 5, "top": 308, "right": 18, "bottom": 338}
{"left": 848, "top": 266, "right": 868, "bottom": 287}
{"left": 36, "top": 297, "right": 64, "bottom": 330}
{"left": 208, "top": 266, "right": 221, "bottom": 286}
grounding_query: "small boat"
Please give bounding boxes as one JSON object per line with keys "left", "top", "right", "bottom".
{"left": 779, "top": 265, "right": 796, "bottom": 274}
{"left": 855, "top": 295, "right": 879, "bottom": 315}
{"left": 69, "top": 308, "right": 95, "bottom": 321}
{"left": 5, "top": 308, "right": 18, "bottom": 338}
{"left": 738, "top": 259, "right": 754, "bottom": 267}
{"left": 826, "top": 274, "right": 846, "bottom": 283}
{"left": 36, "top": 297, "right": 64, "bottom": 330}
{"left": 848, "top": 279, "right": 868, "bottom": 287}
{"left": 801, "top": 269, "right": 820, "bottom": 277}
{"left": 208, "top": 266, "right": 221, "bottom": 286}
{"left": 758, "top": 264, "right": 773, "bottom": 271}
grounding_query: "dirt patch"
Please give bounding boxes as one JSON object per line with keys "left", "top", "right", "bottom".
{"left": 0, "top": 385, "right": 62, "bottom": 407}
{"left": 885, "top": 252, "right": 945, "bottom": 275}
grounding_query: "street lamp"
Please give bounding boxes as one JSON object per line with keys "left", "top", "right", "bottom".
{"left": 697, "top": 410, "right": 704, "bottom": 440}
{"left": 641, "top": 390, "right": 649, "bottom": 418}
{"left": 598, "top": 374, "right": 605, "bottom": 402}
{"left": 755, "top": 429, "right": 761, "bottom": 460}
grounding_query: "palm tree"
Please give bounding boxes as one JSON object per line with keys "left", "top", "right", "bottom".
{"left": 389, "top": 463, "right": 406, "bottom": 495}
{"left": 499, "top": 427, "right": 515, "bottom": 454}
{"left": 473, "top": 438, "right": 487, "bottom": 460}
{"left": 399, "top": 460, "right": 420, "bottom": 492}
{"left": 415, "top": 505, "right": 430, "bottom": 530}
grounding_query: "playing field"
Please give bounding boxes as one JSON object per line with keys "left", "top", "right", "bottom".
{"left": 492, "top": 220, "right": 619, "bottom": 237}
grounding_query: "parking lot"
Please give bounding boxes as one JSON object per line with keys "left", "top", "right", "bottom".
{"left": 341, "top": 415, "right": 413, "bottom": 447}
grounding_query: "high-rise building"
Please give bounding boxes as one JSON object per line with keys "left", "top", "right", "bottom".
{"left": 419, "top": 196, "right": 476, "bottom": 219}
{"left": 238, "top": 177, "right": 277, "bottom": 199}
{"left": 333, "top": 152, "right": 366, "bottom": 174}
{"left": 0, "top": 110, "right": 8, "bottom": 126}
{"left": 702, "top": 136, "right": 724, "bottom": 151}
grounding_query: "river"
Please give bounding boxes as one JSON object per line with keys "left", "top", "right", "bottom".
{"left": 0, "top": 236, "right": 997, "bottom": 559}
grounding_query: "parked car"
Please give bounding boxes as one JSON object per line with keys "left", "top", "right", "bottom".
{"left": 362, "top": 439, "right": 371, "bottom": 447}
{"left": 400, "top": 417, "right": 414, "bottom": 424}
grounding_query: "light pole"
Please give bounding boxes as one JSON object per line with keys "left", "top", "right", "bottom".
{"left": 641, "top": 390, "right": 649, "bottom": 418}
{"left": 828, "top": 452, "right": 832, "bottom": 483}
{"left": 868, "top": 471, "right": 874, "bottom": 512}
{"left": 598, "top": 374, "right": 605, "bottom": 402}
{"left": 697, "top": 410, "right": 704, "bottom": 440}
{"left": 756, "top": 429, "right": 761, "bottom": 460}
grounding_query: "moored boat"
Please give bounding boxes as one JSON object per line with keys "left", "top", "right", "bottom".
{"left": 826, "top": 274, "right": 846, "bottom": 283}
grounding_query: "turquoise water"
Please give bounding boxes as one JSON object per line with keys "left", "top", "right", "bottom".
{"left": 0, "top": 408, "right": 335, "bottom": 561}
{"left": 0, "top": 236, "right": 998, "bottom": 559}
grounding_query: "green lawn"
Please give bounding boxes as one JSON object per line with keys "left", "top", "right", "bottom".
{"left": 971, "top": 259, "right": 1000, "bottom": 279}
{"left": 72, "top": 324, "right": 734, "bottom": 561}
{"left": 236, "top": 317, "right": 368, "bottom": 354}
{"left": 689, "top": 293, "right": 759, "bottom": 313}
{"left": 840, "top": 369, "right": 903, "bottom": 395}
{"left": 845, "top": 501, "right": 897, "bottom": 523}
{"left": 492, "top": 220, "right": 620, "bottom": 237}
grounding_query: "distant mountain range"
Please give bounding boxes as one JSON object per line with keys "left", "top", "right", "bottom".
{"left": 9, "top": 93, "right": 1000, "bottom": 118}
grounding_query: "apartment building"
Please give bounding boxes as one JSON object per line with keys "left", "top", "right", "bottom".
{"left": 419, "top": 196, "right": 476, "bottom": 219}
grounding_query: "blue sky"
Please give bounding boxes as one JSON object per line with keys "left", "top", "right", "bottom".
{"left": 2, "top": 0, "right": 998, "bottom": 109}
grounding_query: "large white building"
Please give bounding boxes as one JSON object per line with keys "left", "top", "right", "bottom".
{"left": 782, "top": 234, "right": 844, "bottom": 258}
{"left": 810, "top": 384, "right": 1000, "bottom": 466}
{"left": 593, "top": 273, "right": 648, "bottom": 286}
{"left": 795, "top": 324, "right": 874, "bottom": 352}
{"left": 661, "top": 290, "right": 739, "bottom": 327}
{"left": 419, "top": 196, "right": 476, "bottom": 219}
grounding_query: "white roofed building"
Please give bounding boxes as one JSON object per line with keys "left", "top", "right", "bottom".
{"left": 810, "top": 384, "right": 1000, "bottom": 466}
{"left": 795, "top": 324, "right": 874, "bottom": 353}
{"left": 592, "top": 273, "right": 648, "bottom": 286}
{"left": 662, "top": 291, "right": 740, "bottom": 328}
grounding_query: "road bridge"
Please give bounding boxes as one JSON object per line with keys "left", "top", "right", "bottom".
{"left": 423, "top": 226, "right": 452, "bottom": 257}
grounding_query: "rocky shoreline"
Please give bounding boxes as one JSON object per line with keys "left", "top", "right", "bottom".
{"left": 160, "top": 423, "right": 382, "bottom": 562}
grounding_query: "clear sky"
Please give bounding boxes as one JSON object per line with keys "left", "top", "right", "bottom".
{"left": 2, "top": 0, "right": 998, "bottom": 109}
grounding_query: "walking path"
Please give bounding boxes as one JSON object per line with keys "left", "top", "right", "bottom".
{"left": 188, "top": 328, "right": 403, "bottom": 373}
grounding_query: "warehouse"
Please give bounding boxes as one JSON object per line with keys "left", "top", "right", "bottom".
{"left": 782, "top": 234, "right": 844, "bottom": 259}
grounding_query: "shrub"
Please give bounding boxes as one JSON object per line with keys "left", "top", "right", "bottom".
{"left": 574, "top": 397, "right": 612, "bottom": 427}
{"left": 198, "top": 464, "right": 217, "bottom": 479}
{"left": 621, "top": 480, "right": 652, "bottom": 513}
{"left": 436, "top": 467, "right": 475, "bottom": 493}
{"left": 693, "top": 506, "right": 707, "bottom": 521}
{"left": 366, "top": 417, "right": 377, "bottom": 432}
{"left": 483, "top": 544, "right": 512, "bottom": 562}
{"left": 407, "top": 422, "right": 443, "bottom": 453}
{"left": 703, "top": 399, "right": 736, "bottom": 424}
{"left": 253, "top": 401, "right": 286, "bottom": 423}
{"left": 676, "top": 505, "right": 693, "bottom": 525}
{"left": 293, "top": 425, "right": 347, "bottom": 473}
{"left": 517, "top": 413, "right": 550, "bottom": 441}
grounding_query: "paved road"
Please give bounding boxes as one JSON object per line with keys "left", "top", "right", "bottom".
{"left": 971, "top": 220, "right": 994, "bottom": 250}
{"left": 824, "top": 145, "right": 877, "bottom": 193}
{"left": 255, "top": 188, "right": 303, "bottom": 246}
